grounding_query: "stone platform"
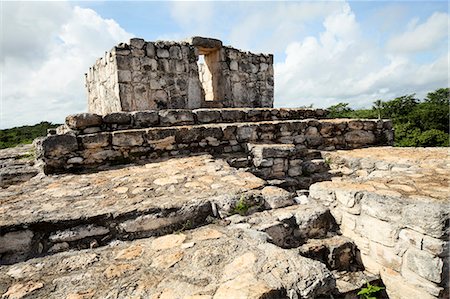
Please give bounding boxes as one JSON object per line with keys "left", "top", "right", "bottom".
{"left": 36, "top": 108, "right": 393, "bottom": 174}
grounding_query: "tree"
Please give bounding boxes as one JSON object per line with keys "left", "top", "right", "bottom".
{"left": 372, "top": 99, "right": 383, "bottom": 119}
{"left": 381, "top": 94, "right": 418, "bottom": 121}
{"left": 327, "top": 102, "right": 352, "bottom": 118}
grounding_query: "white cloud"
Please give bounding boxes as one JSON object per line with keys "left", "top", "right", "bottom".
{"left": 228, "top": 1, "right": 346, "bottom": 53}
{"left": 274, "top": 5, "right": 449, "bottom": 109}
{"left": 387, "top": 12, "right": 449, "bottom": 53}
{"left": 169, "top": 1, "right": 214, "bottom": 37}
{"left": 1, "top": 3, "right": 132, "bottom": 129}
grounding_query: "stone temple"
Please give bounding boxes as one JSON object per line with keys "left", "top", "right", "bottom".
{"left": 86, "top": 36, "right": 274, "bottom": 114}
{"left": 0, "top": 37, "right": 447, "bottom": 299}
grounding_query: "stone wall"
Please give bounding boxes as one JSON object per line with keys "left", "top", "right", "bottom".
{"left": 86, "top": 39, "right": 204, "bottom": 114}
{"left": 85, "top": 37, "right": 274, "bottom": 114}
{"left": 59, "top": 108, "right": 328, "bottom": 135}
{"left": 36, "top": 117, "right": 393, "bottom": 174}
{"left": 309, "top": 148, "right": 449, "bottom": 299}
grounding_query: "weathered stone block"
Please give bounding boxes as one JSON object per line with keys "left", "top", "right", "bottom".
{"left": 66, "top": 113, "right": 102, "bottom": 129}
{"left": 40, "top": 134, "right": 78, "bottom": 157}
{"left": 194, "top": 109, "right": 221, "bottom": 123}
{"left": 344, "top": 130, "right": 376, "bottom": 144}
{"left": 369, "top": 241, "right": 402, "bottom": 271}
{"left": 236, "top": 125, "right": 257, "bottom": 141}
{"left": 49, "top": 225, "right": 109, "bottom": 243}
{"left": 80, "top": 133, "right": 110, "bottom": 149}
{"left": 404, "top": 248, "right": 444, "bottom": 283}
{"left": 112, "top": 131, "right": 144, "bottom": 147}
{"left": 0, "top": 230, "right": 33, "bottom": 254}
{"left": 130, "top": 38, "right": 145, "bottom": 49}
{"left": 133, "top": 111, "right": 159, "bottom": 128}
{"left": 103, "top": 112, "right": 132, "bottom": 124}
{"left": 356, "top": 215, "right": 398, "bottom": 247}
{"left": 159, "top": 110, "right": 194, "bottom": 126}
{"left": 402, "top": 202, "right": 448, "bottom": 238}
{"left": 360, "top": 193, "right": 403, "bottom": 222}
{"left": 261, "top": 186, "right": 294, "bottom": 209}
{"left": 156, "top": 48, "right": 169, "bottom": 58}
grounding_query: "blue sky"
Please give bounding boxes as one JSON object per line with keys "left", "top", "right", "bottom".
{"left": 1, "top": 1, "right": 449, "bottom": 128}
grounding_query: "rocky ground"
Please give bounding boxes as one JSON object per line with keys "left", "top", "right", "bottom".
{"left": 0, "top": 146, "right": 448, "bottom": 298}
{"left": 0, "top": 144, "right": 38, "bottom": 188}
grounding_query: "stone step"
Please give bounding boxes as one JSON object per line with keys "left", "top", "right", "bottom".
{"left": 298, "top": 235, "right": 361, "bottom": 271}
{"left": 226, "top": 201, "right": 337, "bottom": 248}
{"left": 37, "top": 118, "right": 393, "bottom": 174}
{"left": 0, "top": 155, "right": 271, "bottom": 265}
{"left": 0, "top": 224, "right": 337, "bottom": 299}
{"left": 60, "top": 108, "right": 329, "bottom": 134}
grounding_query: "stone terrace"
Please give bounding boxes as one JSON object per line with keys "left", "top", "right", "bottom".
{"left": 37, "top": 108, "right": 393, "bottom": 174}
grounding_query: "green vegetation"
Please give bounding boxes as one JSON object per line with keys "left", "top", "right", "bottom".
{"left": 357, "top": 281, "right": 385, "bottom": 299}
{"left": 232, "top": 195, "right": 252, "bottom": 216}
{"left": 0, "top": 122, "right": 60, "bottom": 149}
{"left": 326, "top": 88, "right": 449, "bottom": 147}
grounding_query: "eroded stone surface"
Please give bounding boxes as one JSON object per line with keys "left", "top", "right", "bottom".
{"left": 0, "top": 145, "right": 39, "bottom": 188}
{"left": 0, "top": 155, "right": 265, "bottom": 263}
{"left": 0, "top": 226, "right": 335, "bottom": 299}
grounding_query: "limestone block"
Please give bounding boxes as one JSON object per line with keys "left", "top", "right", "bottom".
{"left": 145, "top": 42, "right": 155, "bottom": 57}
{"left": 402, "top": 202, "right": 448, "bottom": 238}
{"left": 0, "top": 230, "right": 33, "bottom": 254}
{"left": 194, "top": 109, "right": 222, "bottom": 123}
{"left": 66, "top": 113, "right": 103, "bottom": 129}
{"left": 369, "top": 241, "right": 402, "bottom": 271}
{"left": 169, "top": 46, "right": 182, "bottom": 59}
{"left": 360, "top": 193, "right": 403, "bottom": 222}
{"left": 309, "top": 182, "right": 336, "bottom": 202}
{"left": 133, "top": 111, "right": 159, "bottom": 128}
{"left": 236, "top": 125, "right": 257, "bottom": 141}
{"left": 399, "top": 229, "right": 448, "bottom": 256}
{"left": 287, "top": 167, "right": 302, "bottom": 177}
{"left": 81, "top": 133, "right": 110, "bottom": 149}
{"left": 402, "top": 264, "right": 445, "bottom": 296}
{"left": 189, "top": 36, "right": 223, "bottom": 51}
{"left": 130, "top": 38, "right": 145, "bottom": 49}
{"left": 348, "top": 121, "right": 364, "bottom": 130}
{"left": 356, "top": 215, "right": 398, "bottom": 247}
{"left": 261, "top": 186, "right": 294, "bottom": 209}
{"left": 404, "top": 248, "right": 444, "bottom": 283}
{"left": 156, "top": 48, "right": 169, "bottom": 58}
{"left": 117, "top": 70, "right": 132, "bottom": 83}
{"left": 305, "top": 126, "right": 323, "bottom": 146}
{"left": 159, "top": 110, "right": 195, "bottom": 126}
{"left": 49, "top": 225, "right": 109, "bottom": 243}
{"left": 103, "top": 112, "right": 132, "bottom": 125}
{"left": 39, "top": 134, "right": 78, "bottom": 157}
{"left": 344, "top": 130, "right": 375, "bottom": 144}
{"left": 381, "top": 267, "right": 438, "bottom": 299}
{"left": 221, "top": 109, "right": 246, "bottom": 122}
{"left": 112, "top": 131, "right": 144, "bottom": 147}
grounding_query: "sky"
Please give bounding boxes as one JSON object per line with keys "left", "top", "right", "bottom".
{"left": 1, "top": 1, "right": 448, "bottom": 129}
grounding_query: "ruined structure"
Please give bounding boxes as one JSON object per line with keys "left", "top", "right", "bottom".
{"left": 86, "top": 37, "right": 274, "bottom": 113}
{"left": 0, "top": 37, "right": 447, "bottom": 299}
